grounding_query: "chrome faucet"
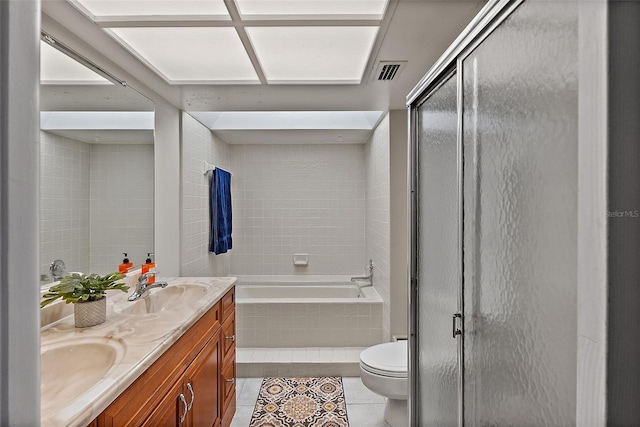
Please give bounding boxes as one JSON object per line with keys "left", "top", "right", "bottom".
{"left": 49, "top": 259, "right": 66, "bottom": 281}
{"left": 351, "top": 259, "right": 374, "bottom": 285}
{"left": 128, "top": 271, "right": 168, "bottom": 301}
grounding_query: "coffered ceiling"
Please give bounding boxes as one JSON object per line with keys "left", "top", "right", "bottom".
{"left": 40, "top": 0, "right": 485, "bottom": 143}
{"left": 66, "top": 0, "right": 389, "bottom": 85}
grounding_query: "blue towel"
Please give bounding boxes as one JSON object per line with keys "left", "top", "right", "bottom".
{"left": 209, "top": 168, "right": 232, "bottom": 254}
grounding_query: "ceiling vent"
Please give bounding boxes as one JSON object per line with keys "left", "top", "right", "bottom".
{"left": 372, "top": 60, "right": 407, "bottom": 82}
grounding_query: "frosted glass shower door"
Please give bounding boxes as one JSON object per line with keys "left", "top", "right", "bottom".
{"left": 414, "top": 71, "right": 461, "bottom": 426}
{"left": 461, "top": 1, "right": 578, "bottom": 425}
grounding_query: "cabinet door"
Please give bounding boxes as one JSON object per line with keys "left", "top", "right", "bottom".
{"left": 220, "top": 355, "right": 236, "bottom": 427}
{"left": 185, "top": 334, "right": 221, "bottom": 427}
{"left": 142, "top": 379, "right": 185, "bottom": 427}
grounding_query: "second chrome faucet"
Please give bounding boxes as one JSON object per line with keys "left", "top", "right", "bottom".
{"left": 128, "top": 271, "right": 168, "bottom": 301}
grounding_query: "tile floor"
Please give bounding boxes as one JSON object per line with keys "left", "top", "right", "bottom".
{"left": 230, "top": 376, "right": 391, "bottom": 427}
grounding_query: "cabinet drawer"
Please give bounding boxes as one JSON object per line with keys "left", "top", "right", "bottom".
{"left": 221, "top": 287, "right": 235, "bottom": 321}
{"left": 221, "top": 312, "right": 235, "bottom": 361}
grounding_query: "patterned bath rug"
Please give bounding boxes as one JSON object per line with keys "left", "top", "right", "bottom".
{"left": 250, "top": 377, "right": 349, "bottom": 427}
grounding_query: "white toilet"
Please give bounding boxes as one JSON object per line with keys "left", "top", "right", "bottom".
{"left": 359, "top": 341, "right": 408, "bottom": 427}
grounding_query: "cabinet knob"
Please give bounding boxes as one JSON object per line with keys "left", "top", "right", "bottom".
{"left": 225, "top": 334, "right": 235, "bottom": 341}
{"left": 226, "top": 378, "right": 235, "bottom": 384}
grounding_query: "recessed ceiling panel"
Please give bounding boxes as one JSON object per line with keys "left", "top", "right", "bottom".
{"left": 70, "top": 0, "right": 229, "bottom": 18}
{"left": 190, "top": 111, "right": 385, "bottom": 130}
{"left": 46, "top": 129, "right": 154, "bottom": 145}
{"left": 235, "top": 0, "right": 388, "bottom": 19}
{"left": 109, "top": 27, "right": 259, "bottom": 83}
{"left": 246, "top": 27, "right": 379, "bottom": 83}
{"left": 40, "top": 42, "right": 111, "bottom": 84}
{"left": 40, "top": 111, "right": 155, "bottom": 130}
{"left": 214, "top": 129, "right": 372, "bottom": 144}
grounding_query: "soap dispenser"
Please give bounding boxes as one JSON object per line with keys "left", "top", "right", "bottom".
{"left": 119, "top": 253, "right": 133, "bottom": 273}
{"left": 142, "top": 252, "right": 156, "bottom": 284}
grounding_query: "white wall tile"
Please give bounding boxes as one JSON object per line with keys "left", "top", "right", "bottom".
{"left": 230, "top": 144, "right": 365, "bottom": 276}
{"left": 180, "top": 113, "right": 231, "bottom": 277}
{"left": 237, "top": 300, "right": 382, "bottom": 348}
{"left": 40, "top": 132, "right": 155, "bottom": 278}
{"left": 89, "top": 144, "right": 154, "bottom": 274}
{"left": 39, "top": 131, "right": 90, "bottom": 279}
{"left": 365, "top": 113, "right": 392, "bottom": 341}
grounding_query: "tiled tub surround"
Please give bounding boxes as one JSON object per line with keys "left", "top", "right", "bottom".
{"left": 229, "top": 144, "right": 366, "bottom": 276}
{"left": 40, "top": 276, "right": 236, "bottom": 427}
{"left": 235, "top": 276, "right": 383, "bottom": 348}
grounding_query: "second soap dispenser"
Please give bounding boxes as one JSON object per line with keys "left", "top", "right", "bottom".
{"left": 142, "top": 253, "right": 156, "bottom": 284}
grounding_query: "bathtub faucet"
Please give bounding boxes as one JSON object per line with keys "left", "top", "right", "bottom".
{"left": 351, "top": 259, "right": 374, "bottom": 286}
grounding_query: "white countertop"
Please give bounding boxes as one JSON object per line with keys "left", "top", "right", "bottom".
{"left": 40, "top": 276, "right": 236, "bottom": 427}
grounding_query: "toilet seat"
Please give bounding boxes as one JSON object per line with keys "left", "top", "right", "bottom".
{"left": 360, "top": 341, "right": 407, "bottom": 379}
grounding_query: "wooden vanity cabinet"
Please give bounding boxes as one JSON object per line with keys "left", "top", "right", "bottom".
{"left": 95, "top": 286, "right": 236, "bottom": 427}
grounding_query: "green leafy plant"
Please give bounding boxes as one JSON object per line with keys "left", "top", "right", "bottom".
{"left": 41, "top": 272, "right": 129, "bottom": 308}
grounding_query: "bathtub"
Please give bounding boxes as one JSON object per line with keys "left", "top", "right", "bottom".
{"left": 235, "top": 276, "right": 383, "bottom": 348}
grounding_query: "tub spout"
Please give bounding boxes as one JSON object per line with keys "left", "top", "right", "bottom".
{"left": 351, "top": 259, "right": 374, "bottom": 286}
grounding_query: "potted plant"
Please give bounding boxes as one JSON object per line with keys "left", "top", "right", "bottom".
{"left": 41, "top": 272, "right": 129, "bottom": 328}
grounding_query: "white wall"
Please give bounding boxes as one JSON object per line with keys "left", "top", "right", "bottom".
{"left": 576, "top": 2, "right": 607, "bottom": 420}
{"left": 39, "top": 131, "right": 90, "bottom": 279}
{"left": 0, "top": 1, "right": 41, "bottom": 424}
{"left": 90, "top": 144, "right": 154, "bottom": 274}
{"left": 365, "top": 113, "right": 391, "bottom": 341}
{"left": 154, "top": 100, "right": 181, "bottom": 277}
{"left": 181, "top": 112, "right": 231, "bottom": 277}
{"left": 389, "top": 110, "right": 409, "bottom": 338}
{"left": 229, "top": 143, "right": 365, "bottom": 276}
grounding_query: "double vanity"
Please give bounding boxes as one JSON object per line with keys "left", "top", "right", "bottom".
{"left": 41, "top": 276, "right": 237, "bottom": 427}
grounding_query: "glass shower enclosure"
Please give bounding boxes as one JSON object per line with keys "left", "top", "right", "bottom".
{"left": 408, "top": 0, "right": 579, "bottom": 425}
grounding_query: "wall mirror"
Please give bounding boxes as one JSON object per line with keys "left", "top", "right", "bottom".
{"left": 39, "top": 34, "right": 155, "bottom": 282}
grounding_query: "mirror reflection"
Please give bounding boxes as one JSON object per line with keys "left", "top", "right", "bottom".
{"left": 39, "top": 37, "right": 155, "bottom": 282}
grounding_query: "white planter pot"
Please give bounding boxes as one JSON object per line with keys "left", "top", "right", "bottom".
{"left": 74, "top": 297, "right": 107, "bottom": 328}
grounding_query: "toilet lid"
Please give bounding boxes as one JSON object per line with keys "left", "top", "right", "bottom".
{"left": 360, "top": 341, "right": 407, "bottom": 378}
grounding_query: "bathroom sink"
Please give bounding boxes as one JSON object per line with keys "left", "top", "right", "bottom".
{"left": 114, "top": 284, "right": 208, "bottom": 315}
{"left": 41, "top": 341, "right": 121, "bottom": 414}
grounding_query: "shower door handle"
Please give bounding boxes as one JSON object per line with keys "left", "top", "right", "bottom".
{"left": 452, "top": 313, "right": 462, "bottom": 338}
